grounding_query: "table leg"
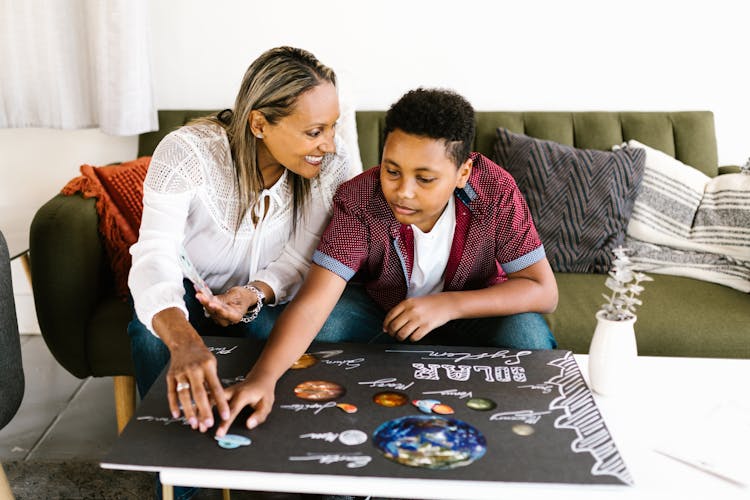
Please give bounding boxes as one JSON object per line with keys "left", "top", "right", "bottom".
{"left": 162, "top": 483, "right": 174, "bottom": 500}
{"left": 223, "top": 488, "right": 231, "bottom": 500}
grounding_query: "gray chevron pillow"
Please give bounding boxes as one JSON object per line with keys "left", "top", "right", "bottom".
{"left": 493, "top": 128, "right": 645, "bottom": 273}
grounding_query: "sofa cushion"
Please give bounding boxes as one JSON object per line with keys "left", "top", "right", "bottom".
{"left": 493, "top": 128, "right": 645, "bottom": 273}
{"left": 61, "top": 157, "right": 151, "bottom": 299}
{"left": 621, "top": 140, "right": 750, "bottom": 292}
{"left": 547, "top": 273, "right": 750, "bottom": 357}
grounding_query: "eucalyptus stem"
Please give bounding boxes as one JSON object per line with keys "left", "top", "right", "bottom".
{"left": 600, "top": 247, "right": 652, "bottom": 321}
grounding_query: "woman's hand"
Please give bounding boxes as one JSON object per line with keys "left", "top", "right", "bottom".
{"left": 196, "top": 286, "right": 256, "bottom": 327}
{"left": 383, "top": 293, "right": 454, "bottom": 342}
{"left": 214, "top": 375, "right": 276, "bottom": 437}
{"left": 166, "top": 336, "right": 230, "bottom": 433}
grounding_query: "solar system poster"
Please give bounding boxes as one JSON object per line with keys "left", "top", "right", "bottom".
{"left": 103, "top": 337, "right": 633, "bottom": 487}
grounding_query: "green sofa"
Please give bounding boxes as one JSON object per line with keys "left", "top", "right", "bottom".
{"left": 30, "top": 110, "right": 750, "bottom": 429}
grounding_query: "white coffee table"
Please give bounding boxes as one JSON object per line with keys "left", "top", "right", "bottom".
{"left": 159, "top": 355, "right": 749, "bottom": 499}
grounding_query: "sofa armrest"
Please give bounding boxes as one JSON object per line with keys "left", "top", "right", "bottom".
{"left": 718, "top": 165, "right": 741, "bottom": 175}
{"left": 29, "top": 193, "right": 106, "bottom": 378}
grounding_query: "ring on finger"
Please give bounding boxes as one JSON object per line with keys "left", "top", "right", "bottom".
{"left": 176, "top": 381, "right": 191, "bottom": 392}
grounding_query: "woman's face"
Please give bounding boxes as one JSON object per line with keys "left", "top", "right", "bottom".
{"left": 253, "top": 81, "right": 340, "bottom": 180}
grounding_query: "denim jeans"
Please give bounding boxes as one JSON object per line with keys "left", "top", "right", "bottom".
{"left": 327, "top": 284, "right": 558, "bottom": 350}
{"left": 127, "top": 280, "right": 386, "bottom": 399}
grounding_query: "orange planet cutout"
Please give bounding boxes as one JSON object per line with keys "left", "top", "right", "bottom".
{"left": 293, "top": 380, "right": 345, "bottom": 401}
{"left": 432, "top": 403, "right": 455, "bottom": 415}
{"left": 290, "top": 353, "right": 318, "bottom": 369}
{"left": 373, "top": 391, "right": 409, "bottom": 407}
{"left": 336, "top": 403, "right": 358, "bottom": 414}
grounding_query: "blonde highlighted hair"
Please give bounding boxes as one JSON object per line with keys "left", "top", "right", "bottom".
{"left": 192, "top": 46, "right": 336, "bottom": 231}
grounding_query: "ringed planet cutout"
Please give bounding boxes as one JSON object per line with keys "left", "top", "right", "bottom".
{"left": 373, "top": 391, "right": 409, "bottom": 407}
{"left": 293, "top": 380, "right": 346, "bottom": 401}
{"left": 290, "top": 353, "right": 318, "bottom": 369}
{"left": 372, "top": 415, "right": 487, "bottom": 469}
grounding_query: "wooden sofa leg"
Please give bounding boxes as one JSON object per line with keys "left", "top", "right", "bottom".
{"left": 113, "top": 375, "right": 136, "bottom": 434}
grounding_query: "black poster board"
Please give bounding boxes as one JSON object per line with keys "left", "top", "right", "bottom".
{"left": 103, "top": 337, "right": 632, "bottom": 487}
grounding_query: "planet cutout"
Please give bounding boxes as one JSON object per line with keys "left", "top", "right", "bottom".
{"left": 293, "top": 380, "right": 345, "bottom": 401}
{"left": 290, "top": 353, "right": 318, "bottom": 369}
{"left": 373, "top": 391, "right": 409, "bottom": 407}
{"left": 372, "top": 415, "right": 486, "bottom": 469}
{"left": 465, "top": 397, "right": 497, "bottom": 411}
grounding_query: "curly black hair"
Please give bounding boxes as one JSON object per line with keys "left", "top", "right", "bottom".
{"left": 384, "top": 88, "right": 475, "bottom": 167}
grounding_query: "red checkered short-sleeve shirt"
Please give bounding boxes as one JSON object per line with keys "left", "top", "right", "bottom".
{"left": 313, "top": 153, "right": 545, "bottom": 311}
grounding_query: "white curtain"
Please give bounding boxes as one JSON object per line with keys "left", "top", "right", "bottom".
{"left": 0, "top": 0, "right": 157, "bottom": 135}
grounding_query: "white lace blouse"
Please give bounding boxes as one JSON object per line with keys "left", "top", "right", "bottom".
{"left": 128, "top": 123, "right": 359, "bottom": 333}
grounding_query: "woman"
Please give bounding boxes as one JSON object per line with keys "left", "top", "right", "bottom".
{"left": 127, "top": 46, "right": 361, "bottom": 439}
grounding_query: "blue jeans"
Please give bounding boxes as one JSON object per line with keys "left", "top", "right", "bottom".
{"left": 332, "top": 285, "right": 557, "bottom": 350}
{"left": 128, "top": 280, "right": 386, "bottom": 399}
{"left": 129, "top": 281, "right": 558, "bottom": 395}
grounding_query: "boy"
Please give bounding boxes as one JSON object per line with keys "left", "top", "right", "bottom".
{"left": 216, "top": 88, "right": 558, "bottom": 435}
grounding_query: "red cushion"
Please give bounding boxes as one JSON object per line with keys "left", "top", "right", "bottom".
{"left": 62, "top": 157, "right": 151, "bottom": 299}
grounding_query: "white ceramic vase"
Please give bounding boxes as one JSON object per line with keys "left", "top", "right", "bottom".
{"left": 588, "top": 310, "right": 638, "bottom": 396}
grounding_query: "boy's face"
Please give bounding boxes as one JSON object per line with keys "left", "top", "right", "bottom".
{"left": 380, "top": 129, "right": 472, "bottom": 233}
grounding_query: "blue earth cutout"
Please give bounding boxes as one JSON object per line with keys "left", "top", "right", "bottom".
{"left": 372, "top": 415, "right": 486, "bottom": 469}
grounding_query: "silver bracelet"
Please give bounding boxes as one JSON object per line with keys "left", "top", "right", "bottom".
{"left": 240, "top": 284, "right": 265, "bottom": 323}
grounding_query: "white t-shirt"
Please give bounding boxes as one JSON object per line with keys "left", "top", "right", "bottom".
{"left": 128, "top": 123, "right": 359, "bottom": 333}
{"left": 407, "top": 196, "right": 456, "bottom": 298}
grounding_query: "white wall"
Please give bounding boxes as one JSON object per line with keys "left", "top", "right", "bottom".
{"left": 149, "top": 0, "right": 750, "bottom": 163}
{"left": 3, "top": 0, "right": 749, "bottom": 332}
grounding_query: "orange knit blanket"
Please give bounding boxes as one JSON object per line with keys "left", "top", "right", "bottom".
{"left": 61, "top": 157, "right": 151, "bottom": 299}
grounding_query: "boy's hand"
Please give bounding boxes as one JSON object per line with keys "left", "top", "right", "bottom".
{"left": 196, "top": 286, "right": 256, "bottom": 327}
{"left": 214, "top": 375, "right": 276, "bottom": 437}
{"left": 383, "top": 294, "right": 453, "bottom": 342}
